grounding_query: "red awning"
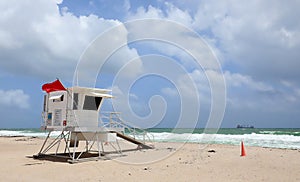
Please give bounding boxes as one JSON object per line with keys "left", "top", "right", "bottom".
{"left": 42, "top": 79, "right": 66, "bottom": 93}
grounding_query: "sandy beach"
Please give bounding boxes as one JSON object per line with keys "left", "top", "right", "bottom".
{"left": 0, "top": 136, "right": 299, "bottom": 182}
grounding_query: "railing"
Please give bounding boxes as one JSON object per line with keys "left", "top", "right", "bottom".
{"left": 100, "top": 112, "right": 154, "bottom": 144}
{"left": 41, "top": 110, "right": 154, "bottom": 145}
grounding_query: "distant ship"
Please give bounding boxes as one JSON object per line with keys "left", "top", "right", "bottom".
{"left": 236, "top": 124, "right": 254, "bottom": 128}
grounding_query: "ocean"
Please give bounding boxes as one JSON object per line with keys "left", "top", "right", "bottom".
{"left": 0, "top": 128, "right": 299, "bottom": 149}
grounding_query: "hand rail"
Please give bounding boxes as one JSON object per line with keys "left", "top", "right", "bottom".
{"left": 99, "top": 112, "right": 154, "bottom": 144}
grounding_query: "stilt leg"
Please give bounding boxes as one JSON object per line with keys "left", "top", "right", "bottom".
{"left": 38, "top": 131, "right": 51, "bottom": 155}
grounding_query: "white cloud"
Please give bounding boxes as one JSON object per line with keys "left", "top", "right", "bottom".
{"left": 161, "top": 87, "right": 177, "bottom": 97}
{"left": 125, "top": 1, "right": 300, "bottom": 119}
{"left": 192, "top": 0, "right": 300, "bottom": 82}
{"left": 125, "top": 3, "right": 227, "bottom": 78}
{"left": 1, "top": 0, "right": 299, "bottom": 127}
{"left": 126, "top": 1, "right": 300, "bottom": 83}
{"left": 170, "top": 67, "right": 299, "bottom": 112}
{"left": 224, "top": 71, "right": 274, "bottom": 92}
{"left": 75, "top": 23, "right": 144, "bottom": 87}
{"left": 123, "top": 0, "right": 131, "bottom": 12}
{"left": 127, "top": 3, "right": 194, "bottom": 28}
{"left": 111, "top": 85, "right": 167, "bottom": 128}
{"left": 127, "top": 5, "right": 164, "bottom": 20}
{"left": 224, "top": 70, "right": 300, "bottom": 112}
{"left": 0, "top": 89, "right": 30, "bottom": 109}
{"left": 0, "top": 0, "right": 143, "bottom": 83}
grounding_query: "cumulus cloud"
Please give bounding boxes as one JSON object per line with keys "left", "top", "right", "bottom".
{"left": 192, "top": 0, "right": 300, "bottom": 82}
{"left": 161, "top": 87, "right": 178, "bottom": 97}
{"left": 125, "top": 3, "right": 211, "bottom": 70}
{"left": 110, "top": 85, "right": 167, "bottom": 128}
{"left": 167, "top": 66, "right": 300, "bottom": 119}
{"left": 0, "top": 89, "right": 30, "bottom": 109}
{"left": 122, "top": 1, "right": 300, "bottom": 126}
{"left": 224, "top": 71, "right": 274, "bottom": 92}
{"left": 127, "top": 1, "right": 300, "bottom": 84}
{"left": 224, "top": 70, "right": 300, "bottom": 113}
{"left": 0, "top": 0, "right": 143, "bottom": 83}
{"left": 127, "top": 3, "right": 194, "bottom": 29}
{"left": 74, "top": 22, "right": 144, "bottom": 87}
{"left": 1, "top": 0, "right": 299, "bottom": 127}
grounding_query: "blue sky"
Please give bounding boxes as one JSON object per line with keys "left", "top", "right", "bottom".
{"left": 0, "top": 0, "right": 300, "bottom": 128}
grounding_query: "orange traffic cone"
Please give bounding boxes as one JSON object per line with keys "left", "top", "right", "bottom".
{"left": 241, "top": 141, "right": 246, "bottom": 157}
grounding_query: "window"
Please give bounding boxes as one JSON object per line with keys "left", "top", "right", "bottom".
{"left": 49, "top": 94, "right": 64, "bottom": 102}
{"left": 47, "top": 113, "right": 52, "bottom": 126}
{"left": 73, "top": 93, "right": 78, "bottom": 110}
{"left": 83, "top": 96, "right": 102, "bottom": 110}
{"left": 43, "top": 95, "right": 47, "bottom": 112}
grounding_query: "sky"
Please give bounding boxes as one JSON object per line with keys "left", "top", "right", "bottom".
{"left": 0, "top": 0, "right": 300, "bottom": 128}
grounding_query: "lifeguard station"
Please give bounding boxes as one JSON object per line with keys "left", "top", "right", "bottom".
{"left": 34, "top": 79, "right": 153, "bottom": 163}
